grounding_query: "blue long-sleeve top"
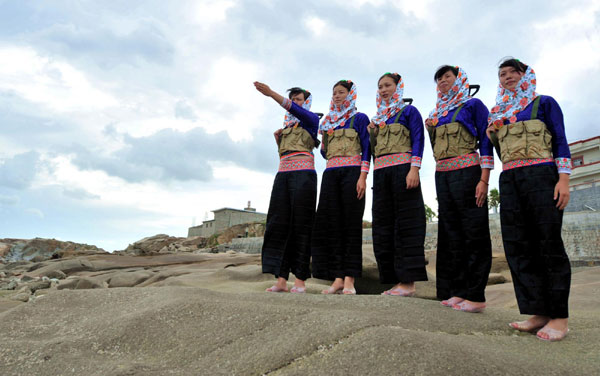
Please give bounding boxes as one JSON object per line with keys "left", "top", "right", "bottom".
{"left": 320, "top": 112, "right": 371, "bottom": 172}
{"left": 435, "top": 98, "right": 494, "bottom": 169}
{"left": 380, "top": 104, "right": 424, "bottom": 167}
{"left": 281, "top": 99, "right": 319, "bottom": 142}
{"left": 500, "top": 95, "right": 571, "bottom": 174}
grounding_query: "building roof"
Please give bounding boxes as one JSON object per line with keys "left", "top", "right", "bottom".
{"left": 569, "top": 135, "right": 600, "bottom": 147}
{"left": 211, "top": 207, "right": 267, "bottom": 215}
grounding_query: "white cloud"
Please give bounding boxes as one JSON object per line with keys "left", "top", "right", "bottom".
{"left": 25, "top": 208, "right": 45, "bottom": 219}
{"left": 188, "top": 0, "right": 238, "bottom": 29}
{"left": 0, "top": 46, "right": 117, "bottom": 113}
{"left": 304, "top": 16, "right": 327, "bottom": 36}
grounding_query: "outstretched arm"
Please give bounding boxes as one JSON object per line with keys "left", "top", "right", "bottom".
{"left": 254, "top": 81, "right": 285, "bottom": 105}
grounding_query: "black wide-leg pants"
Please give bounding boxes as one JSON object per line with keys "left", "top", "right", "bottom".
{"left": 311, "top": 167, "right": 365, "bottom": 280}
{"left": 435, "top": 165, "right": 492, "bottom": 302}
{"left": 372, "top": 164, "right": 428, "bottom": 284}
{"left": 500, "top": 164, "right": 571, "bottom": 318}
{"left": 262, "top": 170, "right": 317, "bottom": 281}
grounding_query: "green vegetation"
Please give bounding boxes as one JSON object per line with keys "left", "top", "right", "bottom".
{"left": 489, "top": 188, "right": 500, "bottom": 213}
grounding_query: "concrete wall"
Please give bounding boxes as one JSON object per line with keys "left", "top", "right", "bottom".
{"left": 230, "top": 237, "right": 264, "bottom": 254}
{"left": 566, "top": 182, "right": 600, "bottom": 212}
{"left": 214, "top": 210, "right": 266, "bottom": 233}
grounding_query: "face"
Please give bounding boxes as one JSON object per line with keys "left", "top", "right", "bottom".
{"left": 378, "top": 76, "right": 397, "bottom": 101}
{"left": 290, "top": 92, "right": 306, "bottom": 106}
{"left": 499, "top": 66, "right": 525, "bottom": 90}
{"left": 332, "top": 84, "right": 349, "bottom": 106}
{"left": 436, "top": 70, "right": 457, "bottom": 94}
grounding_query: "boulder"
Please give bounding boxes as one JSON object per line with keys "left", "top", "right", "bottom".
{"left": 108, "top": 271, "right": 154, "bottom": 288}
{"left": 10, "top": 292, "right": 31, "bottom": 302}
{"left": 31, "top": 258, "right": 95, "bottom": 277}
{"left": 57, "top": 277, "right": 104, "bottom": 290}
{"left": 44, "top": 270, "right": 67, "bottom": 280}
{"left": 28, "top": 280, "right": 51, "bottom": 292}
{"left": 0, "top": 238, "right": 106, "bottom": 262}
{"left": 487, "top": 273, "right": 507, "bottom": 285}
{"left": 119, "top": 234, "right": 186, "bottom": 255}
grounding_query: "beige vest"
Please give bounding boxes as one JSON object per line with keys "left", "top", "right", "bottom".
{"left": 277, "top": 126, "right": 315, "bottom": 156}
{"left": 490, "top": 97, "right": 553, "bottom": 163}
{"left": 370, "top": 108, "right": 412, "bottom": 158}
{"left": 428, "top": 106, "right": 477, "bottom": 161}
{"left": 323, "top": 116, "right": 362, "bottom": 160}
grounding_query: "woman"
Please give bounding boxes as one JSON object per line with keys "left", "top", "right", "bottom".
{"left": 368, "top": 72, "right": 428, "bottom": 296}
{"left": 425, "top": 65, "right": 493, "bottom": 313}
{"left": 487, "top": 58, "right": 571, "bottom": 341}
{"left": 254, "top": 82, "right": 319, "bottom": 293}
{"left": 311, "top": 80, "right": 370, "bottom": 295}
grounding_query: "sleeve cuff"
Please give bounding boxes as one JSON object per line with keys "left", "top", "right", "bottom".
{"left": 555, "top": 158, "right": 572, "bottom": 174}
{"left": 410, "top": 156, "right": 422, "bottom": 168}
{"left": 361, "top": 160, "right": 370, "bottom": 173}
{"left": 281, "top": 98, "right": 292, "bottom": 111}
{"left": 480, "top": 156, "right": 495, "bottom": 170}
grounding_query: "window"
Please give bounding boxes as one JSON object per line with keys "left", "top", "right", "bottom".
{"left": 573, "top": 156, "right": 584, "bottom": 167}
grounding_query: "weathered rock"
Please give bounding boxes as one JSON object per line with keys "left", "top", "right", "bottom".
{"left": 108, "top": 271, "right": 154, "bottom": 288}
{"left": 43, "top": 269, "right": 67, "bottom": 279}
{"left": 28, "top": 280, "right": 51, "bottom": 292}
{"left": 21, "top": 275, "right": 37, "bottom": 282}
{"left": 31, "top": 258, "right": 95, "bottom": 277}
{"left": 0, "top": 238, "right": 107, "bottom": 262}
{"left": 0, "top": 271, "right": 6, "bottom": 278}
{"left": 57, "top": 277, "right": 104, "bottom": 290}
{"left": 487, "top": 273, "right": 507, "bottom": 285}
{"left": 10, "top": 292, "right": 31, "bottom": 302}
{"left": 118, "top": 234, "right": 186, "bottom": 255}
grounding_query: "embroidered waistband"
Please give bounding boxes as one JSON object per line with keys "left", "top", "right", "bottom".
{"left": 278, "top": 158, "right": 315, "bottom": 172}
{"left": 326, "top": 155, "right": 361, "bottom": 169}
{"left": 281, "top": 151, "right": 313, "bottom": 160}
{"left": 374, "top": 153, "right": 411, "bottom": 170}
{"left": 502, "top": 158, "right": 554, "bottom": 171}
{"left": 436, "top": 153, "right": 480, "bottom": 172}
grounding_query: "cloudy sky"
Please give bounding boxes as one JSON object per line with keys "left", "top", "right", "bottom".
{"left": 1, "top": 0, "right": 598, "bottom": 251}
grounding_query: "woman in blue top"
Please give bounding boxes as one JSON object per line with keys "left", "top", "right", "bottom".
{"left": 425, "top": 66, "right": 493, "bottom": 313}
{"left": 487, "top": 58, "right": 571, "bottom": 341}
{"left": 311, "top": 80, "right": 370, "bottom": 295}
{"left": 368, "top": 72, "right": 428, "bottom": 296}
{"left": 254, "top": 82, "right": 319, "bottom": 293}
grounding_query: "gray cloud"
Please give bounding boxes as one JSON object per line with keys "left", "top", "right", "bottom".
{"left": 0, "top": 151, "right": 42, "bottom": 189}
{"left": 0, "top": 194, "right": 19, "bottom": 206}
{"left": 70, "top": 126, "right": 277, "bottom": 183}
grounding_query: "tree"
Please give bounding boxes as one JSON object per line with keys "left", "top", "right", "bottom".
{"left": 425, "top": 204, "right": 437, "bottom": 223}
{"left": 489, "top": 188, "right": 500, "bottom": 213}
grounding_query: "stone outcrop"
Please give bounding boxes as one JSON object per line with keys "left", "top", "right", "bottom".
{"left": 117, "top": 234, "right": 208, "bottom": 255}
{"left": 0, "top": 238, "right": 106, "bottom": 263}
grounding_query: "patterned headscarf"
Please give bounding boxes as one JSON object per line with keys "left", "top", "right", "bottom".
{"left": 488, "top": 65, "right": 537, "bottom": 129}
{"left": 283, "top": 93, "right": 312, "bottom": 128}
{"left": 319, "top": 81, "right": 358, "bottom": 132}
{"left": 428, "top": 67, "right": 472, "bottom": 126}
{"left": 372, "top": 73, "right": 406, "bottom": 128}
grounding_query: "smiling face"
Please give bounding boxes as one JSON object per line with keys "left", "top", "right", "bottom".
{"left": 499, "top": 66, "right": 525, "bottom": 91}
{"left": 378, "top": 76, "right": 397, "bottom": 101}
{"left": 332, "top": 84, "right": 349, "bottom": 106}
{"left": 290, "top": 92, "right": 306, "bottom": 106}
{"left": 436, "top": 70, "right": 457, "bottom": 94}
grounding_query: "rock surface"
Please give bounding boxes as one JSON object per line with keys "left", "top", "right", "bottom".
{"left": 0, "top": 242, "right": 599, "bottom": 375}
{"left": 0, "top": 238, "right": 106, "bottom": 262}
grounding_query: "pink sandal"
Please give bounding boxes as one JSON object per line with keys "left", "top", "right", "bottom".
{"left": 266, "top": 285, "right": 288, "bottom": 293}
{"left": 322, "top": 286, "right": 343, "bottom": 295}
{"left": 452, "top": 302, "right": 485, "bottom": 313}
{"left": 536, "top": 327, "right": 569, "bottom": 342}
{"left": 383, "top": 288, "right": 415, "bottom": 297}
{"left": 290, "top": 286, "right": 306, "bottom": 294}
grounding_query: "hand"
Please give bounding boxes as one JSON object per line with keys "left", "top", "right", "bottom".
{"left": 425, "top": 118, "right": 434, "bottom": 127}
{"left": 406, "top": 167, "right": 420, "bottom": 189}
{"left": 254, "top": 81, "right": 273, "bottom": 97}
{"left": 356, "top": 174, "right": 367, "bottom": 200}
{"left": 368, "top": 121, "right": 377, "bottom": 129}
{"left": 554, "top": 174, "right": 570, "bottom": 210}
{"left": 485, "top": 126, "right": 496, "bottom": 141}
{"left": 475, "top": 180, "right": 488, "bottom": 207}
{"left": 274, "top": 128, "right": 283, "bottom": 142}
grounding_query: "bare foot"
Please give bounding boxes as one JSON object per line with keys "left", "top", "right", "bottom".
{"left": 342, "top": 276, "right": 356, "bottom": 294}
{"left": 452, "top": 300, "right": 486, "bottom": 313}
{"left": 537, "top": 318, "right": 569, "bottom": 341}
{"left": 322, "top": 278, "right": 344, "bottom": 295}
{"left": 509, "top": 315, "right": 550, "bottom": 332}
{"left": 266, "top": 277, "right": 288, "bottom": 292}
{"left": 441, "top": 296, "right": 464, "bottom": 307}
{"left": 383, "top": 282, "right": 415, "bottom": 296}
